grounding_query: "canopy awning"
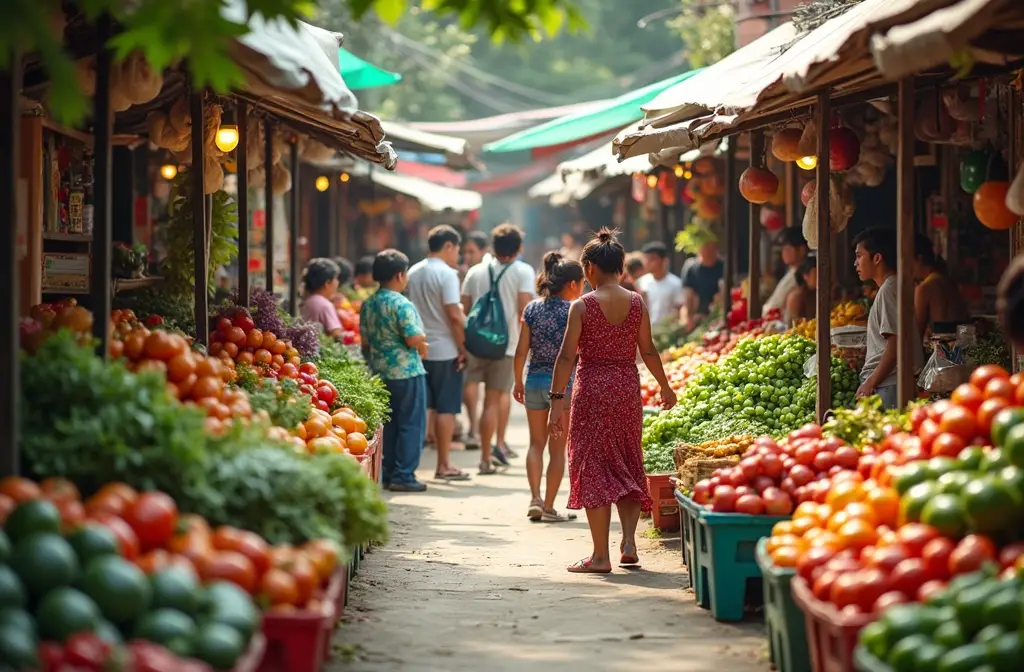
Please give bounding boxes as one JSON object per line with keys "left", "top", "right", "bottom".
{"left": 380, "top": 121, "right": 475, "bottom": 169}
{"left": 366, "top": 170, "right": 482, "bottom": 212}
{"left": 225, "top": 0, "right": 396, "bottom": 168}
{"left": 408, "top": 100, "right": 612, "bottom": 147}
{"left": 338, "top": 47, "right": 402, "bottom": 90}
{"left": 482, "top": 70, "right": 703, "bottom": 154}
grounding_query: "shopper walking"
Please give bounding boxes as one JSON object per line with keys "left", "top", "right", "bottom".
{"left": 360, "top": 250, "right": 429, "bottom": 492}
{"left": 407, "top": 226, "right": 471, "bottom": 482}
{"left": 513, "top": 252, "right": 584, "bottom": 522}
{"left": 548, "top": 229, "right": 677, "bottom": 573}
{"left": 635, "top": 241, "right": 684, "bottom": 327}
{"left": 461, "top": 223, "right": 535, "bottom": 474}
{"left": 459, "top": 230, "right": 490, "bottom": 450}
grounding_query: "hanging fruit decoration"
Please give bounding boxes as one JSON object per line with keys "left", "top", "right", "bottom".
{"left": 960, "top": 149, "right": 989, "bottom": 194}
{"left": 771, "top": 128, "right": 804, "bottom": 162}
{"left": 973, "top": 181, "right": 1021, "bottom": 230}
{"left": 696, "top": 197, "right": 722, "bottom": 220}
{"left": 801, "top": 179, "right": 816, "bottom": 207}
{"left": 658, "top": 172, "right": 678, "bottom": 206}
{"left": 760, "top": 207, "right": 784, "bottom": 232}
{"left": 828, "top": 126, "right": 861, "bottom": 171}
{"left": 738, "top": 166, "right": 779, "bottom": 204}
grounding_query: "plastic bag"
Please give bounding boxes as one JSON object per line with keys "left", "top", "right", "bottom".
{"left": 1007, "top": 163, "right": 1024, "bottom": 216}
{"left": 917, "top": 342, "right": 971, "bottom": 392}
{"left": 798, "top": 120, "right": 817, "bottom": 157}
{"left": 803, "top": 192, "right": 819, "bottom": 250}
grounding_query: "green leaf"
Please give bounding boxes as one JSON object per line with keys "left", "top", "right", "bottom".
{"left": 373, "top": 0, "right": 406, "bottom": 24}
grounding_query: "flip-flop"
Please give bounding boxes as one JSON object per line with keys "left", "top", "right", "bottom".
{"left": 541, "top": 509, "right": 577, "bottom": 523}
{"left": 620, "top": 542, "right": 640, "bottom": 567}
{"left": 567, "top": 557, "right": 612, "bottom": 574}
{"left": 478, "top": 463, "right": 501, "bottom": 475}
{"left": 527, "top": 499, "right": 544, "bottom": 521}
{"left": 490, "top": 446, "right": 510, "bottom": 467}
{"left": 435, "top": 470, "right": 471, "bottom": 482}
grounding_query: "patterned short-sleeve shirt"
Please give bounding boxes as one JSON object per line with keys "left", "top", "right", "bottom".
{"left": 359, "top": 289, "right": 426, "bottom": 380}
{"left": 522, "top": 297, "right": 575, "bottom": 391}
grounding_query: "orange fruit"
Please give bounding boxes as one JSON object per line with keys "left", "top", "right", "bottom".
{"left": 332, "top": 413, "right": 357, "bottom": 433}
{"left": 826, "top": 480, "right": 864, "bottom": 509}
{"left": 304, "top": 417, "right": 329, "bottom": 438}
{"left": 770, "top": 546, "right": 800, "bottom": 568}
{"left": 347, "top": 432, "right": 368, "bottom": 455}
{"left": 836, "top": 518, "right": 878, "bottom": 551}
{"left": 866, "top": 487, "right": 900, "bottom": 527}
{"left": 352, "top": 416, "right": 367, "bottom": 434}
{"left": 771, "top": 521, "right": 794, "bottom": 537}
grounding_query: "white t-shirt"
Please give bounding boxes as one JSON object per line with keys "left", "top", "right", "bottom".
{"left": 635, "top": 272, "right": 684, "bottom": 325}
{"left": 462, "top": 258, "right": 535, "bottom": 357}
{"left": 862, "top": 274, "right": 924, "bottom": 388}
{"left": 407, "top": 257, "right": 462, "bottom": 361}
{"left": 763, "top": 267, "right": 798, "bottom": 316}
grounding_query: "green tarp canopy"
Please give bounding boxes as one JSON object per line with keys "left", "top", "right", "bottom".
{"left": 482, "top": 69, "right": 703, "bottom": 154}
{"left": 338, "top": 47, "right": 402, "bottom": 90}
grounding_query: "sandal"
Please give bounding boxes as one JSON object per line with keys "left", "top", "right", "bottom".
{"left": 435, "top": 469, "right": 471, "bottom": 482}
{"left": 541, "top": 508, "right": 577, "bottom": 523}
{"left": 619, "top": 540, "right": 640, "bottom": 567}
{"left": 478, "top": 462, "right": 500, "bottom": 475}
{"left": 567, "top": 557, "right": 612, "bottom": 574}
{"left": 490, "top": 446, "right": 510, "bottom": 467}
{"left": 498, "top": 443, "right": 519, "bottom": 459}
{"left": 527, "top": 498, "right": 544, "bottom": 521}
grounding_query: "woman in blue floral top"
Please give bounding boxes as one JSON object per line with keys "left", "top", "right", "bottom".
{"left": 359, "top": 250, "right": 430, "bottom": 492}
{"left": 513, "top": 252, "right": 584, "bottom": 522}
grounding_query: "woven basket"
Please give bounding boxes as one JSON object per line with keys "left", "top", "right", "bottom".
{"left": 673, "top": 444, "right": 699, "bottom": 470}
{"left": 683, "top": 456, "right": 740, "bottom": 488}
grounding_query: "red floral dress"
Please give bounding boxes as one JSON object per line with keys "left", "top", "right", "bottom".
{"left": 567, "top": 292, "right": 652, "bottom": 512}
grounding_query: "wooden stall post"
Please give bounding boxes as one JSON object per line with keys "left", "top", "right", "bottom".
{"left": 0, "top": 55, "right": 21, "bottom": 475}
{"left": 190, "top": 93, "right": 209, "bottom": 345}
{"left": 785, "top": 161, "right": 797, "bottom": 229}
{"left": 90, "top": 15, "right": 114, "bottom": 358}
{"left": 748, "top": 130, "right": 764, "bottom": 318}
{"left": 722, "top": 141, "right": 736, "bottom": 326}
{"left": 815, "top": 92, "right": 833, "bottom": 422}
{"left": 896, "top": 78, "right": 916, "bottom": 406}
{"left": 264, "top": 121, "right": 275, "bottom": 294}
{"left": 236, "top": 101, "right": 249, "bottom": 307}
{"left": 288, "top": 140, "right": 299, "bottom": 317}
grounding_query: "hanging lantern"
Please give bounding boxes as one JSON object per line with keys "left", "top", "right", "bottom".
{"left": 214, "top": 124, "right": 240, "bottom": 153}
{"left": 796, "top": 155, "right": 818, "bottom": 171}
{"left": 960, "top": 149, "right": 989, "bottom": 194}
{"left": 339, "top": 172, "right": 351, "bottom": 183}
{"left": 760, "top": 207, "right": 784, "bottom": 232}
{"left": 829, "top": 126, "right": 861, "bottom": 171}
{"left": 159, "top": 164, "right": 178, "bottom": 180}
{"left": 631, "top": 173, "right": 647, "bottom": 203}
{"left": 645, "top": 173, "right": 659, "bottom": 189}
{"left": 673, "top": 164, "right": 684, "bottom": 178}
{"left": 738, "top": 167, "right": 779, "bottom": 204}
{"left": 659, "top": 172, "right": 677, "bottom": 206}
{"left": 771, "top": 128, "right": 804, "bottom": 162}
{"left": 974, "top": 181, "right": 1021, "bottom": 230}
{"left": 315, "top": 176, "right": 330, "bottom": 192}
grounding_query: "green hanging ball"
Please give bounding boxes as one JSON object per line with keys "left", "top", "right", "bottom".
{"left": 960, "top": 149, "right": 988, "bottom": 194}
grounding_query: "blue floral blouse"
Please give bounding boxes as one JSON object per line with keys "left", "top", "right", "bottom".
{"left": 359, "top": 289, "right": 426, "bottom": 380}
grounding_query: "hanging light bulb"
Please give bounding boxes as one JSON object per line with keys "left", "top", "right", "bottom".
{"left": 339, "top": 172, "right": 351, "bottom": 183}
{"left": 796, "top": 155, "right": 818, "bottom": 170}
{"left": 646, "top": 173, "right": 658, "bottom": 188}
{"left": 673, "top": 164, "right": 684, "bottom": 178}
{"left": 214, "top": 124, "right": 240, "bottom": 152}
{"left": 159, "top": 164, "right": 178, "bottom": 180}
{"left": 683, "top": 170, "right": 693, "bottom": 180}
{"left": 315, "top": 176, "right": 330, "bottom": 192}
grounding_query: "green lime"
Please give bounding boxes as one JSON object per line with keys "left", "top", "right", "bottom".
{"left": 991, "top": 407, "right": 1024, "bottom": 449}
{"left": 902, "top": 481, "right": 941, "bottom": 525}
{"left": 922, "top": 493, "right": 969, "bottom": 538}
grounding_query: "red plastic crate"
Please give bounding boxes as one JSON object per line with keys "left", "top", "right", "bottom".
{"left": 646, "top": 473, "right": 680, "bottom": 532}
{"left": 790, "top": 577, "right": 876, "bottom": 672}
{"left": 258, "top": 597, "right": 336, "bottom": 672}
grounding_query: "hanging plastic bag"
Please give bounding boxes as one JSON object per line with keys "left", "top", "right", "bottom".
{"left": 803, "top": 192, "right": 819, "bottom": 250}
{"left": 830, "top": 174, "right": 855, "bottom": 233}
{"left": 1007, "top": 163, "right": 1024, "bottom": 215}
{"left": 917, "top": 340, "right": 971, "bottom": 392}
{"left": 797, "top": 120, "right": 818, "bottom": 157}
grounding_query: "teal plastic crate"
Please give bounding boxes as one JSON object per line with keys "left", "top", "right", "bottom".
{"left": 675, "top": 490, "right": 702, "bottom": 580}
{"left": 756, "top": 538, "right": 811, "bottom": 672}
{"left": 690, "top": 502, "right": 788, "bottom": 621}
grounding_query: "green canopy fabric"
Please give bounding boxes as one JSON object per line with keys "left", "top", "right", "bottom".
{"left": 338, "top": 47, "right": 402, "bottom": 90}
{"left": 482, "top": 69, "right": 703, "bottom": 154}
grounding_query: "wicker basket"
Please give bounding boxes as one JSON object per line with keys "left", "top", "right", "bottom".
{"left": 673, "top": 444, "right": 699, "bottom": 470}
{"left": 682, "top": 456, "right": 739, "bottom": 488}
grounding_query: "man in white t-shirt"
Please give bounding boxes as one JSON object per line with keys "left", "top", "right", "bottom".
{"left": 407, "top": 225, "right": 470, "bottom": 482}
{"left": 461, "top": 223, "right": 535, "bottom": 475}
{"left": 635, "top": 241, "right": 685, "bottom": 326}
{"left": 763, "top": 227, "right": 809, "bottom": 318}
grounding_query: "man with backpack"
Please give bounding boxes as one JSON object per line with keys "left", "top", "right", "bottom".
{"left": 461, "top": 223, "right": 535, "bottom": 475}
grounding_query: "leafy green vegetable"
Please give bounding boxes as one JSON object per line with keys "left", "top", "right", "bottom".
{"left": 824, "top": 395, "right": 912, "bottom": 448}
{"left": 247, "top": 378, "right": 312, "bottom": 430}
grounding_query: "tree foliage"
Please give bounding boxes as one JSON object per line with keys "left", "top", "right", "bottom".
{"left": 3, "top": 0, "right": 583, "bottom": 126}
{"left": 667, "top": 0, "right": 735, "bottom": 69}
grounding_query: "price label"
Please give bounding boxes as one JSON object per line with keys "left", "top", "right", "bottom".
{"left": 42, "top": 253, "right": 90, "bottom": 291}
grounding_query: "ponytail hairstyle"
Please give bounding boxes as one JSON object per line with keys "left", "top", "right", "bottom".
{"left": 581, "top": 228, "right": 626, "bottom": 275}
{"left": 536, "top": 251, "right": 584, "bottom": 298}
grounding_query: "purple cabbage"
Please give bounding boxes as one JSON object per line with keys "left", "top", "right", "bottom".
{"left": 229, "top": 288, "right": 319, "bottom": 360}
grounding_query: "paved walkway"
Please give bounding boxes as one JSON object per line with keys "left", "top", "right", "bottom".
{"left": 330, "top": 406, "right": 767, "bottom": 672}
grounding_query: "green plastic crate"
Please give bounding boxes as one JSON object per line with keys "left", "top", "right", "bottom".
{"left": 756, "top": 538, "right": 811, "bottom": 672}
{"left": 675, "top": 491, "right": 701, "bottom": 575}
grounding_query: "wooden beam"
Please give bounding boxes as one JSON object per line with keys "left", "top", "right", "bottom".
{"left": 236, "top": 101, "right": 249, "bottom": 308}
{"left": 288, "top": 141, "right": 299, "bottom": 317}
{"left": 815, "top": 92, "right": 832, "bottom": 422}
{"left": 896, "top": 77, "right": 917, "bottom": 406}
{"left": 91, "top": 15, "right": 113, "bottom": 359}
{"left": 191, "top": 92, "right": 209, "bottom": 345}
{"left": 0, "top": 53, "right": 21, "bottom": 475}
{"left": 722, "top": 141, "right": 735, "bottom": 326}
{"left": 748, "top": 130, "right": 763, "bottom": 319}
{"left": 264, "top": 120, "right": 275, "bottom": 293}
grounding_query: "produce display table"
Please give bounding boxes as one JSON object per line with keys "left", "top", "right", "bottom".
{"left": 791, "top": 576, "right": 875, "bottom": 672}
{"left": 755, "top": 538, "right": 810, "bottom": 672}
{"left": 675, "top": 492, "right": 787, "bottom": 621}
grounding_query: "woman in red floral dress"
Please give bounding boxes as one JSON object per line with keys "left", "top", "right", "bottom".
{"left": 548, "top": 229, "right": 677, "bottom": 573}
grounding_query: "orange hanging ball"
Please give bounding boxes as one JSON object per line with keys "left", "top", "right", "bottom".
{"left": 974, "top": 181, "right": 1021, "bottom": 230}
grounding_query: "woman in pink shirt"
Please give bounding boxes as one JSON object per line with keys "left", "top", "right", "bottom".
{"left": 301, "top": 258, "right": 344, "bottom": 338}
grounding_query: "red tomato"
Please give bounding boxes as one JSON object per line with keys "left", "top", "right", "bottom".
{"left": 998, "top": 542, "right": 1024, "bottom": 568}
{"left": 797, "top": 546, "right": 836, "bottom": 584}
{"left": 895, "top": 524, "right": 941, "bottom": 556}
{"left": 789, "top": 465, "right": 814, "bottom": 487}
{"left": 762, "top": 488, "right": 793, "bottom": 516}
{"left": 90, "top": 513, "right": 140, "bottom": 560}
{"left": 977, "top": 398, "right": 1010, "bottom": 438}
{"left": 889, "top": 557, "right": 928, "bottom": 598}
{"left": 64, "top": 632, "right": 114, "bottom": 667}
{"left": 761, "top": 454, "right": 784, "bottom": 479}
{"left": 200, "top": 550, "right": 257, "bottom": 593}
{"left": 813, "top": 569, "right": 841, "bottom": 602}
{"left": 735, "top": 494, "right": 765, "bottom": 515}
{"left": 930, "top": 433, "right": 966, "bottom": 458}
{"left": 711, "top": 485, "right": 737, "bottom": 513}
{"left": 834, "top": 446, "right": 860, "bottom": 470}
{"left": 299, "top": 362, "right": 319, "bottom": 376}
{"left": 866, "top": 544, "right": 909, "bottom": 573}
{"left": 950, "top": 383, "right": 985, "bottom": 412}
{"left": 124, "top": 491, "right": 179, "bottom": 551}
{"left": 692, "top": 480, "right": 711, "bottom": 505}
{"left": 852, "top": 567, "right": 889, "bottom": 611}
{"left": 970, "top": 364, "right": 1010, "bottom": 391}
{"left": 794, "top": 444, "right": 817, "bottom": 466}
{"left": 949, "top": 535, "right": 997, "bottom": 575}
{"left": 917, "top": 579, "right": 947, "bottom": 603}
{"left": 921, "top": 537, "right": 955, "bottom": 580}
{"left": 984, "top": 377, "right": 1017, "bottom": 401}
{"left": 873, "top": 591, "right": 908, "bottom": 613}
{"left": 917, "top": 419, "right": 941, "bottom": 451}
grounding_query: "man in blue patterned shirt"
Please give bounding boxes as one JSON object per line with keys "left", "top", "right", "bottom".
{"left": 360, "top": 250, "right": 429, "bottom": 492}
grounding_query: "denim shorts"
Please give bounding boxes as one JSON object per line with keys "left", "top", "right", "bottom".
{"left": 524, "top": 386, "right": 572, "bottom": 411}
{"left": 422, "top": 358, "right": 464, "bottom": 414}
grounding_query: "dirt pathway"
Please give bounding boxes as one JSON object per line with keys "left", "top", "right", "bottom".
{"left": 330, "top": 407, "right": 768, "bottom": 672}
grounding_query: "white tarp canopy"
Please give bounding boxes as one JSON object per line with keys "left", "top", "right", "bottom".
{"left": 367, "top": 170, "right": 482, "bottom": 212}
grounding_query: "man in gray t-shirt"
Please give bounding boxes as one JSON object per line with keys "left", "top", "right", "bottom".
{"left": 406, "top": 226, "right": 470, "bottom": 481}
{"left": 853, "top": 228, "right": 923, "bottom": 409}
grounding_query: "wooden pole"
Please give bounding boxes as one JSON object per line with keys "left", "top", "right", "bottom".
{"left": 0, "top": 54, "right": 21, "bottom": 475}
{"left": 264, "top": 120, "right": 275, "bottom": 293}
{"left": 288, "top": 141, "right": 299, "bottom": 317}
{"left": 785, "top": 161, "right": 797, "bottom": 229}
{"left": 236, "top": 101, "right": 249, "bottom": 307}
{"left": 90, "top": 15, "right": 113, "bottom": 358}
{"left": 748, "top": 130, "right": 763, "bottom": 318}
{"left": 722, "top": 141, "right": 735, "bottom": 325}
{"left": 190, "top": 92, "right": 209, "bottom": 345}
{"left": 896, "top": 78, "right": 916, "bottom": 406}
{"left": 815, "top": 92, "right": 832, "bottom": 422}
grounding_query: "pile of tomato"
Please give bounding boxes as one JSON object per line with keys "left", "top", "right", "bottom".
{"left": 266, "top": 404, "right": 371, "bottom": 457}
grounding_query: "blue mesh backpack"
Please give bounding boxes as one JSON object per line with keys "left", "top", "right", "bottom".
{"left": 464, "top": 264, "right": 512, "bottom": 360}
